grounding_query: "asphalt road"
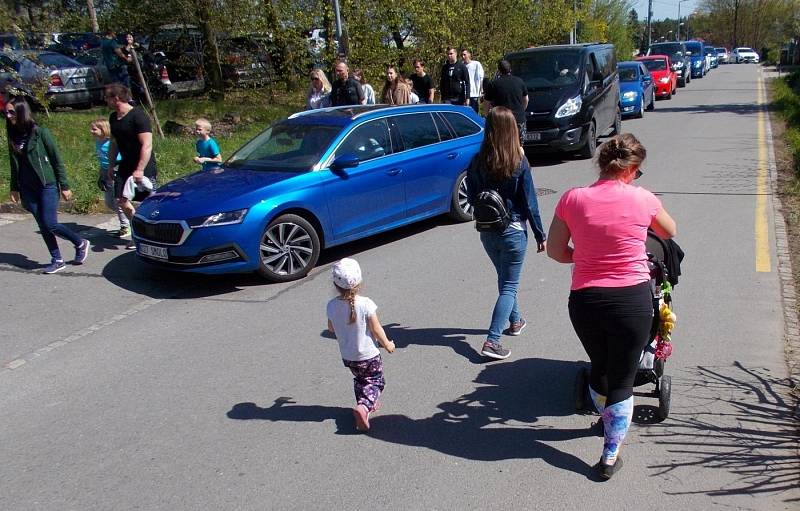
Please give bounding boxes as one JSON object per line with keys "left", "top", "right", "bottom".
{"left": 1, "top": 63, "right": 797, "bottom": 510}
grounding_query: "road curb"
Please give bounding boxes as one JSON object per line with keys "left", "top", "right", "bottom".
{"left": 762, "top": 68, "right": 800, "bottom": 415}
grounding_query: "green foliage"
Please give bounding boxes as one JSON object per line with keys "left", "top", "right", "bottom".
{"left": 579, "top": 0, "right": 636, "bottom": 59}
{"left": 772, "top": 71, "right": 800, "bottom": 176}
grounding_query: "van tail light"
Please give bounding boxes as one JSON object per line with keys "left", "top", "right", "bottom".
{"left": 159, "top": 66, "right": 171, "bottom": 84}
{"left": 50, "top": 73, "right": 64, "bottom": 87}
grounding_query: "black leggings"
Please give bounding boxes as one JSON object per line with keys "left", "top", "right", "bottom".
{"left": 568, "top": 281, "right": 653, "bottom": 406}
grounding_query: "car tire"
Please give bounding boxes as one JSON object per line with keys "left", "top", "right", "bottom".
{"left": 666, "top": 87, "right": 672, "bottom": 100}
{"left": 611, "top": 107, "right": 622, "bottom": 134}
{"left": 579, "top": 121, "right": 597, "bottom": 159}
{"left": 646, "top": 90, "right": 655, "bottom": 111}
{"left": 636, "top": 98, "right": 644, "bottom": 119}
{"left": 448, "top": 171, "right": 473, "bottom": 222}
{"left": 256, "top": 214, "right": 321, "bottom": 283}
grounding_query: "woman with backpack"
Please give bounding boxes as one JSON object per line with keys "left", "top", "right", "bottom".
{"left": 466, "top": 106, "right": 546, "bottom": 360}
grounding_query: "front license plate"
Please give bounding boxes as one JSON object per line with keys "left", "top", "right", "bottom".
{"left": 138, "top": 243, "right": 168, "bottom": 260}
{"left": 524, "top": 132, "right": 542, "bottom": 142}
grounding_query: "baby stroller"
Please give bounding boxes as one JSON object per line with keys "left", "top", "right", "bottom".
{"left": 575, "top": 230, "right": 680, "bottom": 420}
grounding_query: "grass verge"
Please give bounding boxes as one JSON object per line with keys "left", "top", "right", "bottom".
{"left": 0, "top": 89, "right": 304, "bottom": 212}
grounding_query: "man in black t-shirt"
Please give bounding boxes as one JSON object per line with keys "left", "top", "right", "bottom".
{"left": 439, "top": 47, "right": 470, "bottom": 105}
{"left": 484, "top": 60, "right": 528, "bottom": 143}
{"left": 330, "top": 61, "right": 366, "bottom": 107}
{"left": 105, "top": 83, "right": 158, "bottom": 248}
{"left": 409, "top": 58, "right": 435, "bottom": 103}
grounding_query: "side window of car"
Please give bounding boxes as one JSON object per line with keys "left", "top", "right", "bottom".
{"left": 442, "top": 112, "right": 481, "bottom": 138}
{"left": 394, "top": 113, "right": 440, "bottom": 150}
{"left": 432, "top": 113, "right": 454, "bottom": 141}
{"left": 335, "top": 119, "right": 392, "bottom": 162}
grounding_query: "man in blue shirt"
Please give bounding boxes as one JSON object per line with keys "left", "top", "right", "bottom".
{"left": 101, "top": 29, "right": 131, "bottom": 87}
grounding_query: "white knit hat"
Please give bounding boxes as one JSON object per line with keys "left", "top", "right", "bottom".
{"left": 332, "top": 258, "right": 362, "bottom": 289}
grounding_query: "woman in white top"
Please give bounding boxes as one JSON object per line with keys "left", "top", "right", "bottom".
{"left": 306, "top": 68, "right": 331, "bottom": 110}
{"left": 352, "top": 69, "right": 376, "bottom": 105}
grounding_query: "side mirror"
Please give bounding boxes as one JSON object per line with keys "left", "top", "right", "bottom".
{"left": 330, "top": 154, "right": 359, "bottom": 173}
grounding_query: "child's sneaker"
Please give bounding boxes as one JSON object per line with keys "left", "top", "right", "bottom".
{"left": 504, "top": 318, "right": 527, "bottom": 336}
{"left": 481, "top": 341, "right": 511, "bottom": 360}
{"left": 43, "top": 260, "right": 66, "bottom": 274}
{"left": 353, "top": 404, "right": 370, "bottom": 432}
{"left": 125, "top": 239, "right": 136, "bottom": 250}
{"left": 74, "top": 239, "right": 90, "bottom": 264}
{"left": 116, "top": 226, "right": 131, "bottom": 238}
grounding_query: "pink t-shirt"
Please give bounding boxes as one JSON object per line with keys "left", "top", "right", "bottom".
{"left": 554, "top": 179, "right": 662, "bottom": 290}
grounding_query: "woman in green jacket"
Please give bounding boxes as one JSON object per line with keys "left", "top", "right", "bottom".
{"left": 7, "top": 97, "right": 89, "bottom": 274}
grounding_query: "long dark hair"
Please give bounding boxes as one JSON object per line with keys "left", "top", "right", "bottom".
{"left": 478, "top": 106, "right": 521, "bottom": 181}
{"left": 6, "top": 96, "right": 36, "bottom": 137}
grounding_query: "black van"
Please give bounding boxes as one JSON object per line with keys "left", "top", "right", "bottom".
{"left": 504, "top": 43, "right": 620, "bottom": 158}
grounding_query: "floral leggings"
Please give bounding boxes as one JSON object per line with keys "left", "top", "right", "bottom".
{"left": 343, "top": 355, "right": 384, "bottom": 412}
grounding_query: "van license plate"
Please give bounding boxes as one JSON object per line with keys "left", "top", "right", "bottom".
{"left": 524, "top": 132, "right": 542, "bottom": 141}
{"left": 139, "top": 243, "right": 168, "bottom": 260}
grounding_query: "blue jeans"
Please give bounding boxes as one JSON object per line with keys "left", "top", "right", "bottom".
{"left": 480, "top": 227, "right": 528, "bottom": 343}
{"left": 20, "top": 184, "right": 83, "bottom": 261}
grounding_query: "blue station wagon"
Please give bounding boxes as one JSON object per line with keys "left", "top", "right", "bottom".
{"left": 132, "top": 104, "right": 484, "bottom": 282}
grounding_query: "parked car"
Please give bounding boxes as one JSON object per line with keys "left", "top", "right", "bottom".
{"left": 647, "top": 41, "right": 691, "bottom": 87}
{"left": 147, "top": 25, "right": 205, "bottom": 97}
{"left": 217, "top": 35, "right": 275, "bottom": 88}
{"left": 684, "top": 41, "right": 707, "bottom": 78}
{"left": 636, "top": 55, "right": 676, "bottom": 99}
{"left": 618, "top": 61, "right": 654, "bottom": 118}
{"left": 716, "top": 47, "right": 729, "bottom": 64}
{"left": 732, "top": 47, "right": 760, "bottom": 63}
{"left": 504, "top": 43, "right": 621, "bottom": 158}
{"left": 50, "top": 32, "right": 101, "bottom": 54}
{"left": 703, "top": 45, "right": 718, "bottom": 68}
{"left": 0, "top": 50, "right": 103, "bottom": 107}
{"left": 131, "top": 104, "right": 483, "bottom": 282}
{"left": 0, "top": 32, "right": 52, "bottom": 50}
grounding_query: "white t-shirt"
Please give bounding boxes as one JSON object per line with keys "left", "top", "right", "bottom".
{"left": 327, "top": 295, "right": 380, "bottom": 361}
{"left": 465, "top": 60, "right": 484, "bottom": 98}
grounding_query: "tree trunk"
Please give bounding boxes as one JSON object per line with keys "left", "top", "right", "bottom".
{"left": 87, "top": 0, "right": 99, "bottom": 33}
{"left": 196, "top": 0, "right": 225, "bottom": 100}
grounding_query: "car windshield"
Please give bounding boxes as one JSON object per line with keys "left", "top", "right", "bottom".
{"left": 226, "top": 122, "right": 340, "bottom": 172}
{"left": 618, "top": 67, "right": 638, "bottom": 81}
{"left": 507, "top": 49, "right": 582, "bottom": 89}
{"left": 716, "top": 48, "right": 726, "bottom": 54}
{"left": 642, "top": 59, "right": 667, "bottom": 71}
{"left": 649, "top": 44, "right": 683, "bottom": 58}
{"left": 704, "top": 47, "right": 715, "bottom": 56}
{"left": 685, "top": 42, "right": 702, "bottom": 54}
{"left": 35, "top": 53, "right": 82, "bottom": 68}
{"left": 738, "top": 47, "right": 754, "bottom": 53}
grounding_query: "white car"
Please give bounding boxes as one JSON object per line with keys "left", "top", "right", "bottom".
{"left": 716, "top": 47, "right": 729, "bottom": 64}
{"left": 732, "top": 47, "right": 759, "bottom": 63}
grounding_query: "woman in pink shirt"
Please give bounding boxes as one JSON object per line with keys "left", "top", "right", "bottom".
{"left": 547, "top": 133, "right": 676, "bottom": 479}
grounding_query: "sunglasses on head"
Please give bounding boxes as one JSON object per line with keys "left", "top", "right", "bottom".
{"left": 634, "top": 169, "right": 643, "bottom": 180}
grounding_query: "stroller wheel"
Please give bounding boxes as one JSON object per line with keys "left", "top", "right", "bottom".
{"left": 574, "top": 365, "right": 590, "bottom": 412}
{"left": 657, "top": 375, "right": 672, "bottom": 420}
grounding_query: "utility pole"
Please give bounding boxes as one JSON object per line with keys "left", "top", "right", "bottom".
{"left": 332, "top": 0, "right": 347, "bottom": 59}
{"left": 646, "top": 0, "right": 653, "bottom": 48}
{"left": 570, "top": 0, "right": 577, "bottom": 44}
{"left": 732, "top": 0, "right": 740, "bottom": 48}
{"left": 677, "top": 0, "right": 690, "bottom": 41}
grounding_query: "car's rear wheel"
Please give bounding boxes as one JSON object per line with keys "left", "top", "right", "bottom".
{"left": 256, "top": 214, "right": 320, "bottom": 282}
{"left": 578, "top": 121, "right": 597, "bottom": 159}
{"left": 448, "top": 171, "right": 473, "bottom": 222}
{"left": 611, "top": 107, "right": 622, "bottom": 135}
{"left": 635, "top": 98, "right": 644, "bottom": 119}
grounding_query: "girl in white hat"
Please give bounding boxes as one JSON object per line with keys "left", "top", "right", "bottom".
{"left": 326, "top": 258, "right": 395, "bottom": 432}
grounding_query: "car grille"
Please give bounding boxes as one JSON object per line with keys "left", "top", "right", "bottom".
{"left": 132, "top": 217, "right": 185, "bottom": 245}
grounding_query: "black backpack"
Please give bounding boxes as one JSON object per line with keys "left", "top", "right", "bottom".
{"left": 473, "top": 187, "right": 512, "bottom": 232}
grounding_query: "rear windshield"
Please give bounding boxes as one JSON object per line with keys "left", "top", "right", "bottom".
{"left": 506, "top": 49, "right": 583, "bottom": 89}
{"left": 35, "top": 53, "right": 82, "bottom": 68}
{"left": 641, "top": 59, "right": 667, "bottom": 71}
{"left": 618, "top": 67, "right": 638, "bottom": 81}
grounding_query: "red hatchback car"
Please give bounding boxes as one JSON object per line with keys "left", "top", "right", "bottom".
{"left": 636, "top": 55, "right": 677, "bottom": 99}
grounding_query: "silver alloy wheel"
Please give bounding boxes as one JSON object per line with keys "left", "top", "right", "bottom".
{"left": 260, "top": 221, "right": 314, "bottom": 276}
{"left": 458, "top": 175, "right": 473, "bottom": 216}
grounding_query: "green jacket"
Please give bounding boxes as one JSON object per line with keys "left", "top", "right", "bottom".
{"left": 8, "top": 126, "right": 69, "bottom": 192}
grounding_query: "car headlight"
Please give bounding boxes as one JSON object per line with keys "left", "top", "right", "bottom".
{"left": 622, "top": 91, "right": 638, "bottom": 100}
{"left": 659, "top": 77, "right": 670, "bottom": 84}
{"left": 188, "top": 208, "right": 249, "bottom": 228}
{"left": 674, "top": 61, "right": 683, "bottom": 68}
{"left": 555, "top": 95, "right": 582, "bottom": 118}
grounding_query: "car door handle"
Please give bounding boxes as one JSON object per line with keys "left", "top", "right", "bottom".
{"left": 447, "top": 152, "right": 459, "bottom": 160}
{"left": 386, "top": 168, "right": 402, "bottom": 176}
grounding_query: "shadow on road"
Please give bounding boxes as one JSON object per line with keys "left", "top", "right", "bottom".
{"left": 649, "top": 103, "right": 767, "bottom": 115}
{"left": 0, "top": 251, "right": 45, "bottom": 270}
{"left": 382, "top": 322, "right": 487, "bottom": 364}
{"left": 227, "top": 358, "right": 598, "bottom": 477}
{"left": 641, "top": 362, "right": 799, "bottom": 502}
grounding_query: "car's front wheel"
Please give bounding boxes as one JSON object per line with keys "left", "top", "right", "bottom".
{"left": 578, "top": 121, "right": 597, "bottom": 159}
{"left": 256, "top": 214, "right": 321, "bottom": 282}
{"left": 611, "top": 107, "right": 622, "bottom": 134}
{"left": 448, "top": 171, "right": 473, "bottom": 222}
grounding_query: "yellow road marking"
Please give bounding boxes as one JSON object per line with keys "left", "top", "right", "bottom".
{"left": 756, "top": 77, "right": 771, "bottom": 272}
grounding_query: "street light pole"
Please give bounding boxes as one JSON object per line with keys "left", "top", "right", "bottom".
{"left": 332, "top": 0, "right": 346, "bottom": 59}
{"left": 677, "top": 0, "right": 690, "bottom": 41}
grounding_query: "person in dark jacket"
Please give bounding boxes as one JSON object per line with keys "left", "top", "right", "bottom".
{"left": 440, "top": 47, "right": 470, "bottom": 105}
{"left": 330, "top": 60, "right": 365, "bottom": 107}
{"left": 466, "top": 106, "right": 546, "bottom": 360}
{"left": 6, "top": 97, "right": 89, "bottom": 274}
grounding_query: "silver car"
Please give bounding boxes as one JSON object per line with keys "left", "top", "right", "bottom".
{"left": 0, "top": 50, "right": 103, "bottom": 108}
